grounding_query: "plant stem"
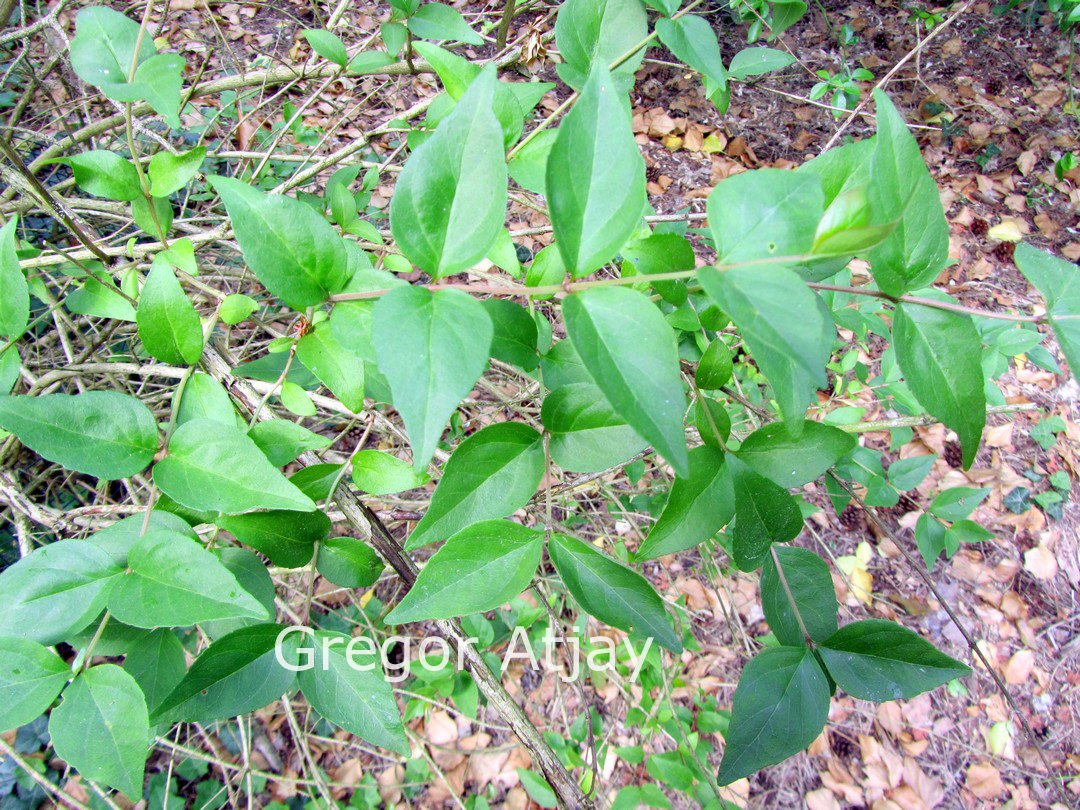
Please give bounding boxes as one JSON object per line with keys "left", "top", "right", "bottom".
{"left": 495, "top": 0, "right": 516, "bottom": 50}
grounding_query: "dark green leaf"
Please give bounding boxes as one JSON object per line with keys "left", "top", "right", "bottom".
{"left": 65, "top": 151, "right": 142, "bottom": 201}
{"left": 289, "top": 463, "right": 345, "bottom": 501}
{"left": 123, "top": 629, "right": 186, "bottom": 713}
{"left": 655, "top": 15, "right": 727, "bottom": 89}
{"left": 729, "top": 456, "right": 804, "bottom": 571}
{"left": 929, "top": 486, "right": 989, "bottom": 521}
{"left": 482, "top": 298, "right": 539, "bottom": 371}
{"left": 542, "top": 383, "right": 648, "bottom": 473}
{"left": 736, "top": 420, "right": 855, "bottom": 487}
{"left": 0, "top": 638, "right": 70, "bottom": 732}
{"left": 696, "top": 338, "right": 733, "bottom": 390}
{"left": 914, "top": 512, "right": 948, "bottom": 570}
{"left": 317, "top": 537, "right": 384, "bottom": 588}
{"left": 620, "top": 232, "right": 695, "bottom": 305}
{"left": 132, "top": 194, "right": 173, "bottom": 240}
{"left": 760, "top": 546, "right": 837, "bottom": 646}
{"left": 202, "top": 548, "right": 277, "bottom": 640}
{"left": 217, "top": 509, "right": 331, "bottom": 568}
{"left": 302, "top": 29, "right": 348, "bottom": 67}
{"left": 694, "top": 396, "right": 731, "bottom": 448}
{"left": 886, "top": 454, "right": 936, "bottom": 491}
{"left": 248, "top": 419, "right": 331, "bottom": 467}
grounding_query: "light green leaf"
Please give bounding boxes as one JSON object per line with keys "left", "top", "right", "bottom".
{"left": 635, "top": 446, "right": 734, "bottom": 560}
{"left": 715, "top": 647, "right": 828, "bottom": 785}
{"left": 727, "top": 46, "right": 795, "bottom": 80}
{"left": 352, "top": 450, "right": 430, "bottom": 495}
{"left": 219, "top": 293, "right": 258, "bottom": 325}
{"left": 129, "top": 53, "right": 184, "bottom": 128}
{"left": 407, "top": 2, "right": 483, "bottom": 44}
{"left": 388, "top": 521, "right": 543, "bottom": 623}
{"left": 296, "top": 322, "right": 364, "bottom": 411}
{"left": 696, "top": 338, "right": 733, "bottom": 389}
{"left": 373, "top": 286, "right": 493, "bottom": 470}
{"left": 0, "top": 217, "right": 29, "bottom": 341}
{"left": 0, "top": 391, "right": 157, "bottom": 479}
{"left": 137, "top": 255, "right": 203, "bottom": 365}
{"left": 346, "top": 50, "right": 396, "bottom": 74}
{"left": 929, "top": 486, "right": 989, "bottom": 521}
{"left": 302, "top": 29, "right": 348, "bottom": 67}
{"left": 892, "top": 302, "right": 985, "bottom": 468}
{"left": 760, "top": 546, "right": 837, "bottom": 646}
{"left": 210, "top": 175, "right": 349, "bottom": 309}
{"left": 563, "top": 287, "right": 688, "bottom": 477}
{"left": 390, "top": 67, "right": 505, "bottom": 278}
{"left": 549, "top": 533, "right": 682, "bottom": 652}
{"left": 65, "top": 151, "right": 142, "bottom": 201}
{"left": 69, "top": 7, "right": 154, "bottom": 88}
{"left": 411, "top": 41, "right": 478, "bottom": 99}
{"left": 0, "top": 638, "right": 70, "bottom": 732}
{"left": 736, "top": 420, "right": 855, "bottom": 487}
{"left": 49, "top": 664, "right": 149, "bottom": 799}
{"left": 248, "top": 419, "right": 331, "bottom": 466}
{"left": 316, "top": 538, "right": 384, "bottom": 588}
{"left": 65, "top": 274, "right": 136, "bottom": 321}
{"left": 729, "top": 455, "right": 804, "bottom": 571}
{"left": 108, "top": 531, "right": 268, "bottom": 628}
{"left": 1014, "top": 242, "right": 1080, "bottom": 379}
{"left": 621, "top": 232, "right": 695, "bottom": 305}
{"left": 176, "top": 372, "right": 236, "bottom": 427}
{"left": 407, "top": 422, "right": 544, "bottom": 549}
{"left": 542, "top": 382, "right": 648, "bottom": 473}
{"left": 148, "top": 146, "right": 206, "bottom": 197}
{"left": 508, "top": 129, "right": 557, "bottom": 194}
{"left": 132, "top": 195, "right": 173, "bottom": 240}
{"left": 517, "top": 769, "right": 557, "bottom": 809}
{"left": 154, "top": 419, "right": 317, "bottom": 513}
{"left": 123, "top": 629, "right": 187, "bottom": 713}
{"left": 554, "top": 0, "right": 647, "bottom": 90}
{"left": 655, "top": 15, "right": 727, "bottom": 89}
{"left": 217, "top": 509, "right": 330, "bottom": 568}
{"left": 547, "top": 63, "right": 645, "bottom": 279}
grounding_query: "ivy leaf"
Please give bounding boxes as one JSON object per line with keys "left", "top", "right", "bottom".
{"left": 302, "top": 29, "right": 348, "bottom": 67}
{"left": 635, "top": 446, "right": 734, "bottom": 560}
{"left": 248, "top": 419, "right": 331, "bottom": 467}
{"left": 892, "top": 302, "right": 985, "bottom": 468}
{"left": 373, "top": 286, "right": 493, "bottom": 471}
{"left": 0, "top": 391, "right": 158, "bottom": 480}
{"left": 407, "top": 423, "right": 544, "bottom": 549}
{"left": 553, "top": 0, "right": 647, "bottom": 91}
{"left": 217, "top": 509, "right": 331, "bottom": 568}
{"left": 549, "top": 533, "right": 682, "bottom": 653}
{"left": 296, "top": 323, "right": 364, "bottom": 412}
{"left": 64, "top": 151, "right": 142, "bottom": 201}
{"left": 715, "top": 647, "right": 829, "bottom": 785}
{"left": 387, "top": 521, "right": 544, "bottom": 623}
{"left": 148, "top": 146, "right": 206, "bottom": 197}
{"left": 316, "top": 538, "right": 384, "bottom": 588}
{"left": 352, "top": 450, "right": 430, "bottom": 495}
{"left": 69, "top": 7, "right": 154, "bottom": 88}
{"left": 547, "top": 63, "right": 645, "bottom": 279}
{"left": 736, "top": 420, "right": 855, "bottom": 487}
{"left": 564, "top": 287, "right": 688, "bottom": 477}
{"left": 1014, "top": 242, "right": 1080, "bottom": 379}
{"left": 760, "top": 546, "right": 837, "bottom": 646}
{"left": 655, "top": 15, "right": 727, "bottom": 90}
{"left": 108, "top": 531, "right": 269, "bottom": 628}
{"left": 154, "top": 419, "right": 317, "bottom": 513}
{"left": 137, "top": 256, "right": 203, "bottom": 365}
{"left": 298, "top": 631, "right": 409, "bottom": 754}
{"left": 406, "top": 2, "right": 483, "bottom": 44}
{"left": 542, "top": 383, "right": 647, "bottom": 473}
{"left": 699, "top": 265, "right": 833, "bottom": 426}
{"left": 389, "top": 67, "right": 505, "bottom": 278}
{"left": 818, "top": 619, "right": 971, "bottom": 701}
{"left": 729, "top": 456, "right": 804, "bottom": 571}
{"left": 0, "top": 217, "right": 29, "bottom": 341}
{"left": 49, "top": 665, "right": 149, "bottom": 799}
{"left": 210, "top": 175, "right": 349, "bottom": 309}
{"left": 0, "top": 638, "right": 71, "bottom": 732}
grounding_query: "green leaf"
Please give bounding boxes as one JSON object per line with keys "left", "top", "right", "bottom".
{"left": 542, "top": 383, "right": 648, "bottom": 473}
{"left": 387, "top": 521, "right": 543, "bottom": 623}
{"left": 382, "top": 20, "right": 408, "bottom": 55}
{"left": 621, "top": 232, "right": 695, "bottom": 305}
{"left": 154, "top": 419, "right": 317, "bottom": 513}
{"left": 289, "top": 463, "right": 344, "bottom": 501}
{"left": 887, "top": 454, "right": 936, "bottom": 490}
{"left": 0, "top": 638, "right": 70, "bottom": 732}
{"left": 508, "top": 129, "right": 557, "bottom": 194}
{"left": 210, "top": 175, "right": 349, "bottom": 309}
{"left": 219, "top": 293, "right": 257, "bottom": 325}
{"left": 352, "top": 450, "right": 430, "bottom": 495}
{"left": 296, "top": 636, "right": 407, "bottom": 756}
{"left": 892, "top": 302, "right": 985, "bottom": 468}
{"left": 88, "top": 511, "right": 196, "bottom": 567}
{"left": 389, "top": 67, "right": 506, "bottom": 278}
{"left": 694, "top": 396, "right": 731, "bottom": 448}
{"left": 548, "top": 533, "right": 681, "bottom": 652}
{"left": 818, "top": 619, "right": 971, "bottom": 701}
{"left": 554, "top": 0, "right": 648, "bottom": 91}
{"left": 696, "top": 338, "right": 733, "bottom": 390}
{"left": 373, "top": 286, "right": 493, "bottom": 470}
{"left": 137, "top": 255, "right": 203, "bottom": 365}
{"left": 217, "top": 509, "right": 330, "bottom": 568}
{"left": 1014, "top": 242, "right": 1080, "bottom": 378}
{"left": 296, "top": 322, "right": 364, "bottom": 411}
{"left": 727, "top": 46, "right": 795, "bottom": 80}
{"left": 65, "top": 274, "right": 136, "bottom": 321}
{"left": 517, "top": 769, "right": 557, "bottom": 808}
{"left": 316, "top": 537, "right": 384, "bottom": 588}
{"left": 655, "top": 15, "right": 727, "bottom": 89}
{"left": 346, "top": 50, "right": 396, "bottom": 74}
{"left": 481, "top": 298, "right": 539, "bottom": 371}
{"left": 411, "top": 42, "right": 478, "bottom": 99}
{"left": 865, "top": 90, "right": 949, "bottom": 296}
{"left": 699, "top": 265, "right": 832, "bottom": 425}
{"left": 715, "top": 647, "right": 829, "bottom": 785}
{"left": 736, "top": 420, "right": 855, "bottom": 487}
{"left": 148, "top": 146, "right": 206, "bottom": 197}
{"left": 65, "top": 151, "right": 142, "bottom": 201}
{"left": 248, "top": 419, "right": 331, "bottom": 467}
{"left": 729, "top": 456, "right": 804, "bottom": 571}
{"left": 636, "top": 446, "right": 734, "bottom": 560}
{"left": 929, "top": 486, "right": 989, "bottom": 521}
{"left": 407, "top": 2, "right": 483, "bottom": 44}
{"left": 547, "top": 64, "right": 646, "bottom": 279}
{"left": 202, "top": 548, "right": 277, "bottom": 639}
{"left": 153, "top": 624, "right": 299, "bottom": 723}
{"left": 914, "top": 513, "right": 948, "bottom": 569}
{"left": 564, "top": 287, "right": 688, "bottom": 476}
{"left": 49, "top": 664, "right": 149, "bottom": 799}
{"left": 407, "top": 423, "right": 544, "bottom": 549}
{"left": 0, "top": 217, "right": 28, "bottom": 341}
{"left": 302, "top": 29, "right": 348, "bottom": 67}
{"left": 644, "top": 0, "right": 679, "bottom": 14}
{"left": 69, "top": 7, "right": 154, "bottom": 88}
{"left": 108, "top": 531, "right": 268, "bottom": 628}
{"left": 128, "top": 53, "right": 185, "bottom": 128}
{"left": 760, "top": 546, "right": 837, "bottom": 646}
{"left": 123, "top": 629, "right": 187, "bottom": 713}
{"left": 0, "top": 391, "right": 157, "bottom": 479}
{"left": 132, "top": 194, "right": 173, "bottom": 240}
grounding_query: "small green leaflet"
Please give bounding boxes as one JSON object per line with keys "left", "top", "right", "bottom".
{"left": 137, "top": 255, "right": 204, "bottom": 365}
{"left": 542, "top": 382, "right": 648, "bottom": 473}
{"left": 352, "top": 450, "right": 430, "bottom": 495}
{"left": 296, "top": 322, "right": 364, "bottom": 412}
{"left": 695, "top": 338, "right": 733, "bottom": 389}
{"left": 736, "top": 420, "right": 855, "bottom": 487}
{"left": 547, "top": 63, "right": 646, "bottom": 279}
{"left": 553, "top": 0, "right": 648, "bottom": 91}
{"left": 132, "top": 195, "right": 173, "bottom": 240}
{"left": 892, "top": 302, "right": 985, "bottom": 468}
{"left": 153, "top": 418, "right": 317, "bottom": 513}
{"left": 929, "top": 486, "right": 990, "bottom": 521}
{"left": 248, "top": 419, "right": 331, "bottom": 467}
{"left": 760, "top": 546, "right": 837, "bottom": 646}
{"left": 389, "top": 67, "right": 506, "bottom": 278}
{"left": 406, "top": 2, "right": 483, "bottom": 45}
{"left": 508, "top": 129, "right": 557, "bottom": 195}
{"left": 217, "top": 509, "right": 330, "bottom": 568}
{"left": 107, "top": 531, "right": 268, "bottom": 628}
{"left": 407, "top": 422, "right": 544, "bottom": 549}
{"left": 563, "top": 287, "right": 688, "bottom": 477}
{"left": 219, "top": 293, "right": 258, "bottom": 325}
{"left": 411, "top": 41, "right": 477, "bottom": 100}
{"left": 49, "top": 664, "right": 150, "bottom": 799}
{"left": 0, "top": 638, "right": 70, "bottom": 732}
{"left": 373, "top": 286, "right": 493, "bottom": 471}
{"left": 818, "top": 619, "right": 971, "bottom": 701}
{"left": 715, "top": 647, "right": 829, "bottom": 785}
{"left": 65, "top": 151, "right": 142, "bottom": 201}
{"left": 636, "top": 446, "right": 734, "bottom": 560}
{"left": 729, "top": 456, "right": 804, "bottom": 571}
{"left": 1014, "top": 242, "right": 1080, "bottom": 379}
{"left": 0, "top": 391, "right": 158, "bottom": 480}
{"left": 387, "top": 521, "right": 543, "bottom": 623}
{"left": 316, "top": 538, "right": 384, "bottom": 588}
{"left": 302, "top": 29, "right": 347, "bottom": 67}
{"left": 0, "top": 217, "right": 29, "bottom": 341}
{"left": 148, "top": 146, "right": 207, "bottom": 197}
{"left": 548, "top": 533, "right": 681, "bottom": 653}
